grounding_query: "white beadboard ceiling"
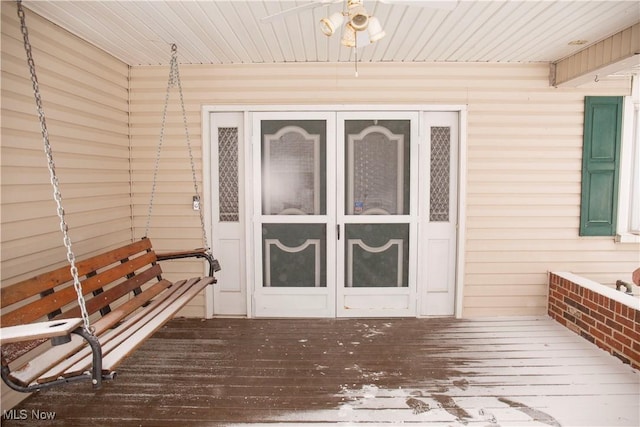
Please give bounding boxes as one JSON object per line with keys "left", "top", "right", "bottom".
{"left": 21, "top": 0, "right": 640, "bottom": 67}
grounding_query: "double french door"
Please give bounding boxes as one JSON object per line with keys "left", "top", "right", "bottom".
{"left": 247, "top": 110, "right": 457, "bottom": 317}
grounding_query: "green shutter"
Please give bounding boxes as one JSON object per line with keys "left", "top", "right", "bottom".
{"left": 579, "top": 96, "right": 623, "bottom": 236}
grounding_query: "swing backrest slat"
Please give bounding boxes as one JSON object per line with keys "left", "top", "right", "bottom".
{"left": 1, "top": 239, "right": 154, "bottom": 309}
{"left": 0, "top": 239, "right": 158, "bottom": 327}
{"left": 64, "top": 263, "right": 163, "bottom": 319}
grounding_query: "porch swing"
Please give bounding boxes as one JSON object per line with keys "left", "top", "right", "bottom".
{"left": 0, "top": 1, "right": 219, "bottom": 393}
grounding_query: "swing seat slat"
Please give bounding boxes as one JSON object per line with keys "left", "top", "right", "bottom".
{"left": 37, "top": 277, "right": 213, "bottom": 384}
{"left": 0, "top": 238, "right": 218, "bottom": 393}
{"left": 8, "top": 278, "right": 177, "bottom": 386}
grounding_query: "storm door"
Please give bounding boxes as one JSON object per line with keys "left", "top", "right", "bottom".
{"left": 336, "top": 112, "right": 419, "bottom": 317}
{"left": 252, "top": 112, "right": 336, "bottom": 317}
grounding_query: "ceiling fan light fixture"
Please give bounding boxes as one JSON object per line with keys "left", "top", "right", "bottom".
{"left": 367, "top": 16, "right": 385, "bottom": 43}
{"left": 349, "top": 10, "right": 369, "bottom": 31}
{"left": 320, "top": 12, "right": 344, "bottom": 36}
{"left": 346, "top": 0, "right": 369, "bottom": 32}
{"left": 341, "top": 23, "right": 357, "bottom": 48}
{"left": 321, "top": 0, "right": 384, "bottom": 48}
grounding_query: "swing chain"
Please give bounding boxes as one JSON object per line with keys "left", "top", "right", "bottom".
{"left": 144, "top": 45, "right": 176, "bottom": 238}
{"left": 145, "top": 44, "right": 210, "bottom": 254}
{"left": 173, "top": 47, "right": 210, "bottom": 253}
{"left": 16, "top": 1, "right": 92, "bottom": 334}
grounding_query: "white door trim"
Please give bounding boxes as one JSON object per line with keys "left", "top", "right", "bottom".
{"left": 455, "top": 108, "right": 468, "bottom": 319}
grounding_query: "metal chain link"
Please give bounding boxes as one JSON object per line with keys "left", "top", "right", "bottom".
{"left": 145, "top": 44, "right": 210, "bottom": 253}
{"left": 17, "top": 0, "right": 92, "bottom": 334}
{"left": 143, "top": 44, "right": 175, "bottom": 238}
{"left": 173, "top": 48, "right": 210, "bottom": 253}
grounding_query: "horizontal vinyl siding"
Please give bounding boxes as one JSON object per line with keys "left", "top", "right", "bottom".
{"left": 129, "top": 61, "right": 637, "bottom": 318}
{"left": 463, "top": 77, "right": 634, "bottom": 316}
{"left": 1, "top": 2, "right": 130, "bottom": 282}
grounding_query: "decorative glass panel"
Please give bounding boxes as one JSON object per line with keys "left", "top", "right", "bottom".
{"left": 218, "top": 127, "right": 239, "bottom": 222}
{"left": 346, "top": 120, "right": 411, "bottom": 215}
{"left": 430, "top": 126, "right": 450, "bottom": 222}
{"left": 345, "top": 224, "right": 409, "bottom": 288}
{"left": 262, "top": 224, "right": 326, "bottom": 287}
{"left": 262, "top": 121, "right": 326, "bottom": 215}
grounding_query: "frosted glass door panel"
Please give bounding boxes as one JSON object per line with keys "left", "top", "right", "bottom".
{"left": 262, "top": 120, "right": 326, "bottom": 215}
{"left": 345, "top": 120, "right": 410, "bottom": 215}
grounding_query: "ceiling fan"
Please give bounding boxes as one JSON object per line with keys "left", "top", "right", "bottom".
{"left": 261, "top": 0, "right": 457, "bottom": 76}
{"left": 261, "top": 0, "right": 458, "bottom": 47}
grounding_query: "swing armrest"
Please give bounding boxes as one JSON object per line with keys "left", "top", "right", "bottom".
{"left": 156, "top": 249, "right": 221, "bottom": 278}
{"left": 1, "top": 319, "right": 102, "bottom": 392}
{"left": 156, "top": 248, "right": 208, "bottom": 258}
{"left": 0, "top": 318, "right": 84, "bottom": 345}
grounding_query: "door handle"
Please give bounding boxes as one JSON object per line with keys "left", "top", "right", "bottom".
{"left": 337, "top": 224, "right": 340, "bottom": 240}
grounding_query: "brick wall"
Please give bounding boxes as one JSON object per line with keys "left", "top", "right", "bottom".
{"left": 548, "top": 272, "right": 640, "bottom": 370}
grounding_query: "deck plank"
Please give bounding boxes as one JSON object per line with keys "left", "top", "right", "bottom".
{"left": 2, "top": 316, "right": 638, "bottom": 426}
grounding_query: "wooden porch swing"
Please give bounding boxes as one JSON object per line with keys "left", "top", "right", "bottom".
{"left": 0, "top": 1, "right": 220, "bottom": 393}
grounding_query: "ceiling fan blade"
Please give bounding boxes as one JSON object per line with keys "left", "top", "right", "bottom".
{"left": 260, "top": 0, "right": 340, "bottom": 23}
{"left": 379, "top": 0, "right": 458, "bottom": 11}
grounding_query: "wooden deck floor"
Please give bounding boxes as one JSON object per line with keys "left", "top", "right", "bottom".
{"left": 3, "top": 317, "right": 639, "bottom": 426}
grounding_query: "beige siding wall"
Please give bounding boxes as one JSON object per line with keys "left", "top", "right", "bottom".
{"left": 1, "top": 2, "right": 131, "bottom": 283}
{"left": 130, "top": 62, "right": 638, "bottom": 317}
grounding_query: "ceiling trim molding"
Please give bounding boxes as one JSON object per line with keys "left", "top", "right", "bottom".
{"left": 551, "top": 22, "right": 639, "bottom": 87}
